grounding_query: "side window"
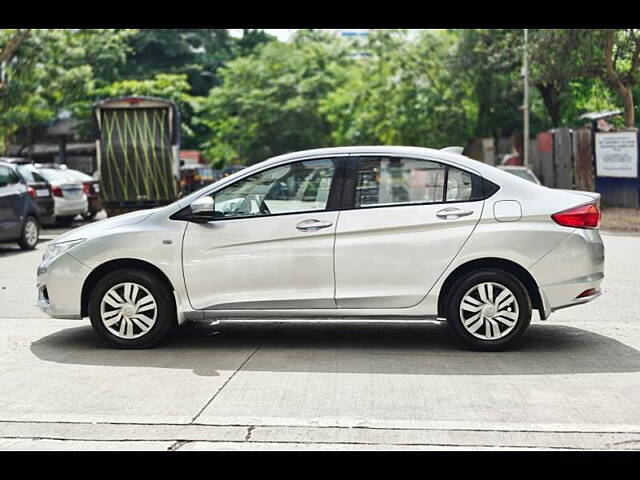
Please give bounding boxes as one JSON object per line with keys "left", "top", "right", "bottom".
{"left": 445, "top": 166, "right": 485, "bottom": 203}
{"left": 213, "top": 158, "right": 335, "bottom": 218}
{"left": 0, "top": 166, "right": 19, "bottom": 188}
{"left": 355, "top": 157, "right": 446, "bottom": 208}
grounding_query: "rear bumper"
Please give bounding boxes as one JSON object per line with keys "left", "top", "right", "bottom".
{"left": 551, "top": 289, "right": 602, "bottom": 312}
{"left": 530, "top": 228, "right": 604, "bottom": 316}
{"left": 54, "top": 197, "right": 88, "bottom": 216}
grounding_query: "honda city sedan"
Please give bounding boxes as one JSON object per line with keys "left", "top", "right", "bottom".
{"left": 36, "top": 146, "right": 604, "bottom": 351}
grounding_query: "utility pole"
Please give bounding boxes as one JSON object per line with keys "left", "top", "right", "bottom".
{"left": 523, "top": 29, "right": 530, "bottom": 167}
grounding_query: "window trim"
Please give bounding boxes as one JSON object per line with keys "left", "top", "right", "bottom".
{"left": 342, "top": 155, "right": 496, "bottom": 211}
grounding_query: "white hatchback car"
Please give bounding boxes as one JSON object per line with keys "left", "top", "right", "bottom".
{"left": 36, "top": 146, "right": 604, "bottom": 350}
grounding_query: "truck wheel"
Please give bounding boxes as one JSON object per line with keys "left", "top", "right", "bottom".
{"left": 89, "top": 269, "right": 176, "bottom": 349}
{"left": 18, "top": 216, "right": 39, "bottom": 250}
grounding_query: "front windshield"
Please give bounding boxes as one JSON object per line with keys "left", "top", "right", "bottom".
{"left": 176, "top": 163, "right": 260, "bottom": 208}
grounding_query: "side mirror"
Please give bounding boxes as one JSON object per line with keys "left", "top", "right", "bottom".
{"left": 190, "top": 196, "right": 214, "bottom": 223}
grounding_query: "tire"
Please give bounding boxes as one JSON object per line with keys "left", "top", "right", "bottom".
{"left": 89, "top": 269, "right": 176, "bottom": 349}
{"left": 82, "top": 210, "right": 97, "bottom": 221}
{"left": 18, "top": 216, "right": 39, "bottom": 250}
{"left": 445, "top": 269, "right": 532, "bottom": 351}
{"left": 56, "top": 215, "right": 75, "bottom": 226}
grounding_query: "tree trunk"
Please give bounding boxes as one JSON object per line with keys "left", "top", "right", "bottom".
{"left": 604, "top": 30, "right": 637, "bottom": 128}
{"left": 537, "top": 82, "right": 562, "bottom": 128}
{"left": 620, "top": 85, "right": 635, "bottom": 127}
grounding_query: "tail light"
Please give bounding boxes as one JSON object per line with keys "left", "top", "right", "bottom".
{"left": 27, "top": 186, "right": 36, "bottom": 199}
{"left": 82, "top": 182, "right": 91, "bottom": 194}
{"left": 552, "top": 202, "right": 600, "bottom": 229}
{"left": 52, "top": 186, "right": 63, "bottom": 198}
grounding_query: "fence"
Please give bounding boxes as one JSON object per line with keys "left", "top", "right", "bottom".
{"left": 532, "top": 127, "right": 638, "bottom": 207}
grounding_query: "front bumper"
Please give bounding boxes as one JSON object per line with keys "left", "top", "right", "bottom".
{"left": 36, "top": 252, "right": 91, "bottom": 319}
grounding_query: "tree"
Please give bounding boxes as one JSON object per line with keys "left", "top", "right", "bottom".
{"left": 321, "top": 30, "right": 475, "bottom": 148}
{"left": 121, "top": 29, "right": 274, "bottom": 97}
{"left": 0, "top": 29, "right": 135, "bottom": 154}
{"left": 603, "top": 29, "right": 640, "bottom": 127}
{"left": 201, "top": 31, "right": 352, "bottom": 166}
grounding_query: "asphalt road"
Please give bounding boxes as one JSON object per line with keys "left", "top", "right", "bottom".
{"left": 0, "top": 221, "right": 639, "bottom": 450}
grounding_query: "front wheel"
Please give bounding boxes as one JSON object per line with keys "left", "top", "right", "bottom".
{"left": 89, "top": 269, "right": 176, "bottom": 349}
{"left": 445, "top": 269, "right": 532, "bottom": 351}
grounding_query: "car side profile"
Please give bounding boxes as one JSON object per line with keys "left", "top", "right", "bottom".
{"left": 36, "top": 146, "right": 604, "bottom": 351}
{"left": 0, "top": 161, "right": 41, "bottom": 250}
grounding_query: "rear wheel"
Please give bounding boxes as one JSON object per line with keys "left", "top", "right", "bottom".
{"left": 445, "top": 269, "right": 531, "bottom": 351}
{"left": 89, "top": 269, "right": 176, "bottom": 349}
{"left": 18, "top": 216, "right": 39, "bottom": 250}
{"left": 82, "top": 210, "right": 97, "bottom": 220}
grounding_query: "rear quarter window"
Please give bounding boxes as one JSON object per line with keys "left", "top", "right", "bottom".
{"left": 445, "top": 166, "right": 497, "bottom": 202}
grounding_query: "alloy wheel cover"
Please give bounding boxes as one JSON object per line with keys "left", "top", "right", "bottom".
{"left": 459, "top": 282, "right": 519, "bottom": 340}
{"left": 99, "top": 282, "right": 158, "bottom": 339}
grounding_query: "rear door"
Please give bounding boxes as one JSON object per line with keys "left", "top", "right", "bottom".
{"left": 334, "top": 155, "right": 484, "bottom": 309}
{"left": 0, "top": 166, "right": 25, "bottom": 240}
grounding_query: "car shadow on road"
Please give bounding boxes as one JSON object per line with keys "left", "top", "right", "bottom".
{"left": 30, "top": 321, "right": 640, "bottom": 377}
{"left": 0, "top": 241, "right": 49, "bottom": 258}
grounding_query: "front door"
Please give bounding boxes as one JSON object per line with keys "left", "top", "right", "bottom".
{"left": 182, "top": 157, "right": 342, "bottom": 310}
{"left": 334, "top": 155, "right": 484, "bottom": 309}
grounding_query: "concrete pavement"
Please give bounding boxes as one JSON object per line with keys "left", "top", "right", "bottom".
{"left": 0, "top": 227, "right": 639, "bottom": 450}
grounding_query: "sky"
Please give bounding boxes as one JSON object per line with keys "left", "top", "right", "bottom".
{"left": 228, "top": 29, "right": 298, "bottom": 42}
{"left": 228, "top": 29, "right": 373, "bottom": 42}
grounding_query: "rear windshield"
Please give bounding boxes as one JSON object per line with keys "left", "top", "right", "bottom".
{"left": 37, "top": 168, "right": 74, "bottom": 183}
{"left": 63, "top": 169, "right": 93, "bottom": 181}
{"left": 16, "top": 165, "right": 46, "bottom": 183}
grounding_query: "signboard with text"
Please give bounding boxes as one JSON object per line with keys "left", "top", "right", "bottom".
{"left": 595, "top": 131, "right": 638, "bottom": 178}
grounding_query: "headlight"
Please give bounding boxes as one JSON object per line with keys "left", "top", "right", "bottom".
{"left": 40, "top": 238, "right": 86, "bottom": 270}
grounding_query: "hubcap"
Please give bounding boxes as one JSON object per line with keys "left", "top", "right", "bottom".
{"left": 25, "top": 220, "right": 38, "bottom": 246}
{"left": 99, "top": 282, "right": 157, "bottom": 339}
{"left": 459, "top": 282, "right": 519, "bottom": 340}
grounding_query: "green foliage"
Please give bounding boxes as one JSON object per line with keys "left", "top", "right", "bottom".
{"left": 121, "top": 29, "right": 274, "bottom": 96}
{"left": 2, "top": 28, "right": 640, "bottom": 163}
{"left": 201, "top": 32, "right": 353, "bottom": 166}
{"left": 0, "top": 29, "right": 135, "bottom": 152}
{"left": 321, "top": 30, "right": 475, "bottom": 148}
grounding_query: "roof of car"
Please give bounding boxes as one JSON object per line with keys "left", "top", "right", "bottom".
{"left": 497, "top": 165, "right": 533, "bottom": 171}
{"left": 260, "top": 145, "right": 519, "bottom": 182}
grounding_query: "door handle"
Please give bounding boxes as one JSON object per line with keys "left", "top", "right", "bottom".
{"left": 296, "top": 219, "right": 333, "bottom": 232}
{"left": 436, "top": 207, "right": 474, "bottom": 219}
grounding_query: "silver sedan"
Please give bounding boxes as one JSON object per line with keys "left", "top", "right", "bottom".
{"left": 36, "top": 146, "right": 604, "bottom": 351}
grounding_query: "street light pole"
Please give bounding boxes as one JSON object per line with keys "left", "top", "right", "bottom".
{"left": 523, "top": 29, "right": 530, "bottom": 167}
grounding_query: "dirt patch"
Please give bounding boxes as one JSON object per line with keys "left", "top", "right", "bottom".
{"left": 600, "top": 207, "right": 640, "bottom": 234}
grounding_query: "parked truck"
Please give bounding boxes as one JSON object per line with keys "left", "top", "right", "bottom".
{"left": 94, "top": 96, "right": 180, "bottom": 217}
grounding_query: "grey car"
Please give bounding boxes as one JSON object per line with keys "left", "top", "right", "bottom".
{"left": 0, "top": 161, "right": 40, "bottom": 250}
